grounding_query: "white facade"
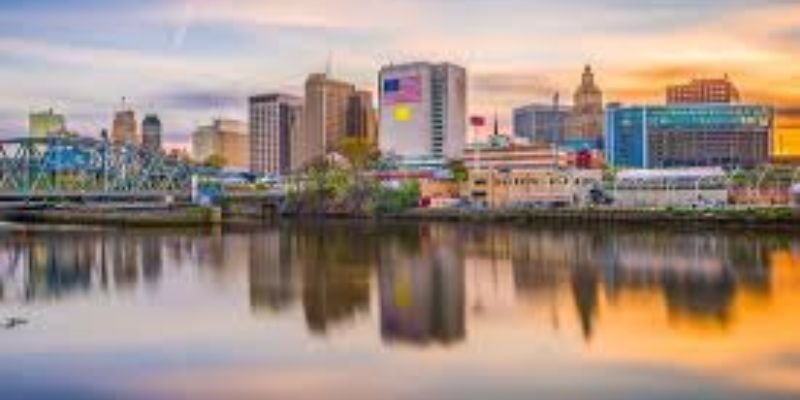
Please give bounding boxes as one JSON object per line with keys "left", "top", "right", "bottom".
{"left": 379, "top": 62, "right": 467, "bottom": 161}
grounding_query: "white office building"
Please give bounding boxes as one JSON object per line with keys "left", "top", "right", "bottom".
{"left": 378, "top": 62, "right": 467, "bottom": 163}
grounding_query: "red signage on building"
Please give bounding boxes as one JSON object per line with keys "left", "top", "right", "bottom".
{"left": 470, "top": 116, "right": 486, "bottom": 127}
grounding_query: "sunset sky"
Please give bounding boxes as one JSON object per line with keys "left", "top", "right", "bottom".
{"left": 1, "top": 0, "right": 799, "bottom": 152}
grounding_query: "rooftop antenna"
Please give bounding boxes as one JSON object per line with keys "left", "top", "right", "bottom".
{"left": 553, "top": 92, "right": 561, "bottom": 144}
{"left": 552, "top": 92, "right": 561, "bottom": 167}
{"left": 493, "top": 108, "right": 499, "bottom": 137}
{"left": 325, "top": 50, "right": 333, "bottom": 78}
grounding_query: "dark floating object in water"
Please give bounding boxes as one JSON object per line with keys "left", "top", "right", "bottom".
{"left": 2, "top": 317, "right": 28, "bottom": 329}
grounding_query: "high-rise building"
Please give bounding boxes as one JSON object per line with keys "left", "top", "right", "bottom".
{"left": 513, "top": 103, "right": 570, "bottom": 144}
{"left": 29, "top": 109, "right": 66, "bottom": 137}
{"left": 567, "top": 65, "right": 604, "bottom": 141}
{"left": 192, "top": 125, "right": 216, "bottom": 163}
{"left": 378, "top": 62, "right": 467, "bottom": 162}
{"left": 112, "top": 109, "right": 138, "bottom": 145}
{"left": 346, "top": 90, "right": 377, "bottom": 144}
{"left": 667, "top": 76, "right": 740, "bottom": 104}
{"left": 141, "top": 114, "right": 162, "bottom": 153}
{"left": 249, "top": 93, "right": 303, "bottom": 175}
{"left": 191, "top": 119, "right": 249, "bottom": 169}
{"left": 605, "top": 104, "right": 773, "bottom": 168}
{"left": 299, "top": 73, "right": 356, "bottom": 169}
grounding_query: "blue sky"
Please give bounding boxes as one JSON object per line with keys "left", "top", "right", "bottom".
{"left": 1, "top": 0, "right": 799, "bottom": 148}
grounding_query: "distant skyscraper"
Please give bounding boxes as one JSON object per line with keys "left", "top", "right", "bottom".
{"left": 29, "top": 109, "right": 66, "bottom": 137}
{"left": 513, "top": 103, "right": 570, "bottom": 143}
{"left": 141, "top": 114, "right": 162, "bottom": 153}
{"left": 112, "top": 109, "right": 138, "bottom": 145}
{"left": 191, "top": 119, "right": 249, "bottom": 169}
{"left": 567, "top": 65, "right": 604, "bottom": 141}
{"left": 379, "top": 62, "right": 467, "bottom": 161}
{"left": 667, "top": 75, "right": 740, "bottom": 104}
{"left": 300, "top": 73, "right": 356, "bottom": 169}
{"left": 346, "top": 90, "right": 378, "bottom": 144}
{"left": 249, "top": 93, "right": 304, "bottom": 175}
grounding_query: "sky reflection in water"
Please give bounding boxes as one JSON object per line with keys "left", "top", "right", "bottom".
{"left": 0, "top": 222, "right": 799, "bottom": 400}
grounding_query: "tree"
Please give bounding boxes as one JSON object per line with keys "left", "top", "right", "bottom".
{"left": 203, "top": 154, "right": 226, "bottom": 169}
{"left": 447, "top": 160, "right": 468, "bottom": 183}
{"left": 337, "top": 137, "right": 378, "bottom": 171}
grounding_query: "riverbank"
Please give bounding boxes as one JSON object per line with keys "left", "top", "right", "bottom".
{"left": 385, "top": 207, "right": 800, "bottom": 231}
{"left": 0, "top": 204, "right": 222, "bottom": 227}
{"left": 1, "top": 204, "right": 800, "bottom": 230}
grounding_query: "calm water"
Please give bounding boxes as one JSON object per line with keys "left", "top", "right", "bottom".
{"left": 0, "top": 221, "right": 799, "bottom": 400}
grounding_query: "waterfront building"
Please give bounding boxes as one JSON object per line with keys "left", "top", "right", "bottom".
{"left": 378, "top": 62, "right": 467, "bottom": 162}
{"left": 346, "top": 90, "right": 378, "bottom": 145}
{"left": 612, "top": 168, "right": 728, "bottom": 208}
{"left": 463, "top": 142, "right": 569, "bottom": 171}
{"left": 300, "top": 73, "right": 356, "bottom": 169}
{"left": 112, "top": 109, "right": 138, "bottom": 145}
{"left": 465, "top": 168, "right": 602, "bottom": 209}
{"left": 249, "top": 93, "right": 304, "bottom": 175}
{"left": 191, "top": 119, "right": 249, "bottom": 169}
{"left": 141, "top": 114, "right": 162, "bottom": 153}
{"left": 567, "top": 65, "right": 604, "bottom": 142}
{"left": 667, "top": 76, "right": 740, "bottom": 104}
{"left": 29, "top": 109, "right": 66, "bottom": 137}
{"left": 513, "top": 103, "right": 570, "bottom": 144}
{"left": 605, "top": 104, "right": 774, "bottom": 168}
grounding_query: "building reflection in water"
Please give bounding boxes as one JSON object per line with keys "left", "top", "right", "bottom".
{"left": 141, "top": 236, "right": 163, "bottom": 285}
{"left": 297, "top": 224, "right": 372, "bottom": 335}
{"left": 249, "top": 230, "right": 296, "bottom": 313}
{"left": 0, "top": 224, "right": 796, "bottom": 347}
{"left": 26, "top": 235, "right": 95, "bottom": 300}
{"left": 378, "top": 225, "right": 466, "bottom": 346}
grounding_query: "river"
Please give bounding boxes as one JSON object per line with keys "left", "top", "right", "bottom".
{"left": 0, "top": 221, "right": 798, "bottom": 400}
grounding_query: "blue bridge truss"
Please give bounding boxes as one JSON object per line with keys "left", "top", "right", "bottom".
{"left": 0, "top": 136, "right": 213, "bottom": 199}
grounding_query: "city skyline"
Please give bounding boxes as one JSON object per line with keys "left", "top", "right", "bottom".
{"left": 1, "top": 0, "right": 799, "bottom": 153}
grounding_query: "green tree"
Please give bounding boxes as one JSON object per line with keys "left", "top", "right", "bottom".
{"left": 337, "top": 137, "right": 378, "bottom": 170}
{"left": 203, "top": 154, "right": 226, "bottom": 169}
{"left": 447, "top": 160, "right": 468, "bottom": 183}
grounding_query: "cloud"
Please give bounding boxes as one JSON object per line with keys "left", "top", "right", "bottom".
{"left": 1, "top": 0, "right": 800, "bottom": 146}
{"left": 156, "top": 90, "right": 244, "bottom": 111}
{"left": 778, "top": 107, "right": 800, "bottom": 118}
{"left": 171, "top": 1, "right": 194, "bottom": 49}
{"left": 472, "top": 72, "right": 562, "bottom": 103}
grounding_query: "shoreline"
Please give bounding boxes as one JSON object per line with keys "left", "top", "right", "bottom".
{"left": 381, "top": 207, "right": 800, "bottom": 231}
{"left": 1, "top": 205, "right": 799, "bottom": 231}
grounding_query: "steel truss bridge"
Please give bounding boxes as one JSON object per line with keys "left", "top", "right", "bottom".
{"left": 0, "top": 136, "right": 212, "bottom": 201}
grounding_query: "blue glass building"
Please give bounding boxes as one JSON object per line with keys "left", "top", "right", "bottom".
{"left": 605, "top": 104, "right": 774, "bottom": 168}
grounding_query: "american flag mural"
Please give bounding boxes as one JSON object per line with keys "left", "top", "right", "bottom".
{"left": 383, "top": 75, "right": 422, "bottom": 105}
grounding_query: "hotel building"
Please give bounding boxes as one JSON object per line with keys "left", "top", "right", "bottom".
{"left": 378, "top": 62, "right": 467, "bottom": 163}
